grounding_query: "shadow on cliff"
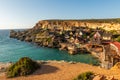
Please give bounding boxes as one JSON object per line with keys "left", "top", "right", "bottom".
{"left": 32, "top": 64, "right": 59, "bottom": 75}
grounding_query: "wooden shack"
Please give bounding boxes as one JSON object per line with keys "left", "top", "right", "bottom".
{"left": 101, "top": 42, "right": 120, "bottom": 69}
{"left": 91, "top": 31, "right": 102, "bottom": 45}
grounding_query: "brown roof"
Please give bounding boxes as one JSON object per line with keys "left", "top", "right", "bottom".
{"left": 93, "top": 31, "right": 101, "bottom": 38}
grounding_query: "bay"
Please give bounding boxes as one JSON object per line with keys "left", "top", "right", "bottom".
{"left": 0, "top": 30, "right": 99, "bottom": 65}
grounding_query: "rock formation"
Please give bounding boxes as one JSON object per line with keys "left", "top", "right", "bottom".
{"left": 10, "top": 19, "right": 120, "bottom": 54}
{"left": 34, "top": 19, "right": 120, "bottom": 31}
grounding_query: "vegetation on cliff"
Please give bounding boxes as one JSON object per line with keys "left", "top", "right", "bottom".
{"left": 43, "top": 18, "right": 120, "bottom": 23}
{"left": 6, "top": 57, "right": 40, "bottom": 78}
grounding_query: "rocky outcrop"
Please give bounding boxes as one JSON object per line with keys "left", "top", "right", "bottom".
{"left": 10, "top": 29, "right": 35, "bottom": 42}
{"left": 34, "top": 19, "right": 120, "bottom": 31}
{"left": 10, "top": 30, "right": 17, "bottom": 38}
{"left": 111, "top": 62, "right": 120, "bottom": 70}
{"left": 10, "top": 19, "right": 120, "bottom": 54}
{"left": 93, "top": 75, "right": 115, "bottom": 80}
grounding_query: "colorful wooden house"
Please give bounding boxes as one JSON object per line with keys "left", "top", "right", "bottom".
{"left": 91, "top": 31, "right": 102, "bottom": 45}
{"left": 101, "top": 41, "right": 120, "bottom": 69}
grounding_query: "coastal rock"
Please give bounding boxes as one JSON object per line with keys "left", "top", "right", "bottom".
{"left": 69, "top": 61, "right": 76, "bottom": 64}
{"left": 0, "top": 62, "right": 12, "bottom": 72}
{"left": 10, "top": 30, "right": 17, "bottom": 38}
{"left": 25, "top": 36, "right": 32, "bottom": 42}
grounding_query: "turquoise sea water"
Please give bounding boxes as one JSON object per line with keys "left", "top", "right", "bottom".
{"left": 0, "top": 30, "right": 98, "bottom": 64}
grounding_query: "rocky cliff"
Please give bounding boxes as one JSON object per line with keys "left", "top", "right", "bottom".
{"left": 33, "top": 19, "right": 120, "bottom": 31}
{"left": 10, "top": 19, "right": 120, "bottom": 54}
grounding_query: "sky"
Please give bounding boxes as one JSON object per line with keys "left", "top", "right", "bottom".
{"left": 0, "top": 0, "right": 120, "bottom": 29}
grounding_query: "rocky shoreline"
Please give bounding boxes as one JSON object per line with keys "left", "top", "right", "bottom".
{"left": 10, "top": 20, "right": 101, "bottom": 55}
{"left": 10, "top": 20, "right": 120, "bottom": 54}
{"left": 0, "top": 62, "right": 12, "bottom": 73}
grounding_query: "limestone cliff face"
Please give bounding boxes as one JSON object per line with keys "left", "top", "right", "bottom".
{"left": 33, "top": 20, "right": 120, "bottom": 31}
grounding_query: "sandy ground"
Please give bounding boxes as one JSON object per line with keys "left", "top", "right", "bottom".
{"left": 0, "top": 61, "right": 120, "bottom": 80}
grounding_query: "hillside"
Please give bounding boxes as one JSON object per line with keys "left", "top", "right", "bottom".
{"left": 34, "top": 18, "right": 120, "bottom": 31}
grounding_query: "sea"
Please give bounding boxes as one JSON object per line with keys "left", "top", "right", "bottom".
{"left": 0, "top": 30, "right": 99, "bottom": 64}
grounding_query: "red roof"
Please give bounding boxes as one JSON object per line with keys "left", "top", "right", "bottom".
{"left": 110, "top": 42, "right": 120, "bottom": 51}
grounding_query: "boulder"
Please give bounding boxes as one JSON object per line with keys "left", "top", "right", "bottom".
{"left": 93, "top": 75, "right": 105, "bottom": 80}
{"left": 106, "top": 76, "right": 115, "bottom": 80}
{"left": 25, "top": 36, "right": 32, "bottom": 42}
{"left": 111, "top": 62, "right": 120, "bottom": 70}
{"left": 10, "top": 30, "right": 17, "bottom": 38}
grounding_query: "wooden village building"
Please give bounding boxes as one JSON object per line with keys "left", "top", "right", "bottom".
{"left": 90, "top": 31, "right": 120, "bottom": 69}
{"left": 100, "top": 42, "right": 120, "bottom": 69}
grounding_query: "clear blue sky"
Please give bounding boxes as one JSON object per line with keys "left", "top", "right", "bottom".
{"left": 0, "top": 0, "right": 120, "bottom": 29}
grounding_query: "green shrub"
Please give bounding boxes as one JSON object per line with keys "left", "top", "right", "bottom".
{"left": 73, "top": 71, "right": 94, "bottom": 80}
{"left": 6, "top": 57, "right": 40, "bottom": 78}
{"left": 116, "top": 36, "right": 120, "bottom": 42}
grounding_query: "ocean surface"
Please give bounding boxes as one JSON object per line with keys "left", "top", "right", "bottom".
{"left": 0, "top": 30, "right": 99, "bottom": 64}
